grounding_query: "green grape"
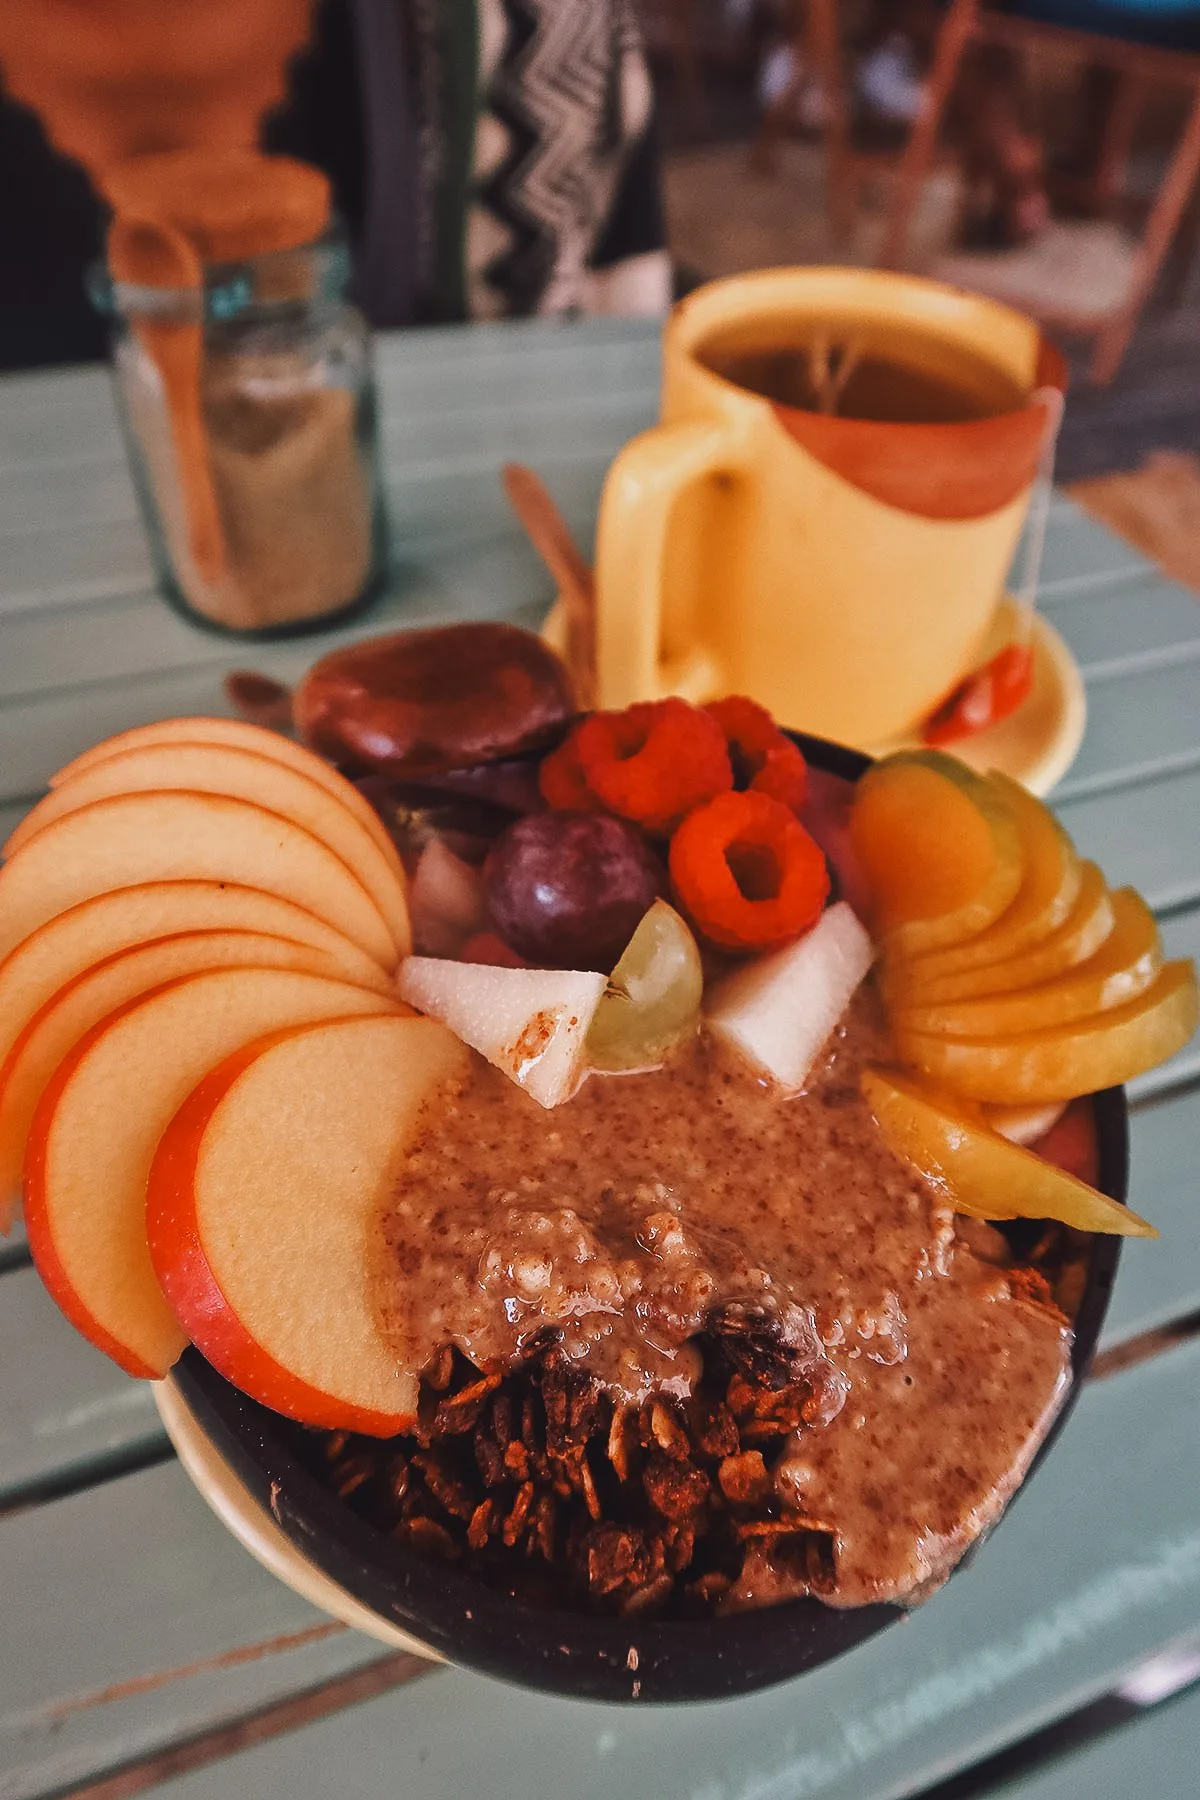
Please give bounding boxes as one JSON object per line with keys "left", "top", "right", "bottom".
{"left": 586, "top": 900, "right": 704, "bottom": 1072}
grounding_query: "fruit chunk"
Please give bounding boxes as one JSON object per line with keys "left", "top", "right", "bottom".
{"left": 398, "top": 957, "right": 606, "bottom": 1108}
{"left": 893, "top": 890, "right": 1162, "bottom": 1038}
{"left": 862, "top": 1066, "right": 1154, "bottom": 1236}
{"left": 706, "top": 901, "right": 874, "bottom": 1089}
{"left": 23, "top": 968, "right": 399, "bottom": 1376}
{"left": 483, "top": 812, "right": 664, "bottom": 971}
{"left": 9, "top": 743, "right": 410, "bottom": 957}
{"left": 883, "top": 861, "right": 1114, "bottom": 1007}
{"left": 50, "top": 714, "right": 401, "bottom": 860}
{"left": 894, "top": 960, "right": 1199, "bottom": 1104}
{"left": 0, "top": 929, "right": 377, "bottom": 1209}
{"left": 0, "top": 791, "right": 397, "bottom": 969}
{"left": 586, "top": 901, "right": 703, "bottom": 1073}
{"left": 888, "top": 774, "right": 1080, "bottom": 982}
{"left": 147, "top": 1014, "right": 466, "bottom": 1433}
{"left": 849, "top": 751, "right": 1022, "bottom": 954}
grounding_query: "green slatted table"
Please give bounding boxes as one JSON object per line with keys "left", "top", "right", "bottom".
{"left": 1, "top": 318, "right": 1199, "bottom": 1800}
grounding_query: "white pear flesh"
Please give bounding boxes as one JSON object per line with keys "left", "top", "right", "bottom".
{"left": 705, "top": 902, "right": 875, "bottom": 1090}
{"left": 398, "top": 957, "right": 607, "bottom": 1108}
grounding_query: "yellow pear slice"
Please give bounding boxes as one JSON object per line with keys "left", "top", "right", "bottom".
{"left": 0, "top": 928, "right": 387, "bottom": 1214}
{"left": 50, "top": 715, "right": 401, "bottom": 869}
{"left": 888, "top": 774, "right": 1081, "bottom": 983}
{"left": 0, "top": 791, "right": 397, "bottom": 969}
{"left": 862, "top": 1065, "right": 1155, "bottom": 1236}
{"left": 850, "top": 751, "right": 1023, "bottom": 956}
{"left": 23, "top": 967, "right": 400, "bottom": 1377}
{"left": 893, "top": 890, "right": 1162, "bottom": 1038}
{"left": 894, "top": 960, "right": 1199, "bottom": 1104}
{"left": 882, "top": 861, "right": 1114, "bottom": 1007}
{"left": 8, "top": 743, "right": 409, "bottom": 957}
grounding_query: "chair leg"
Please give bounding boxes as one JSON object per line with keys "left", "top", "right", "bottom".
{"left": 1090, "top": 70, "right": 1145, "bottom": 215}
{"left": 878, "top": 0, "right": 978, "bottom": 270}
{"left": 805, "top": 0, "right": 858, "bottom": 243}
{"left": 1092, "top": 83, "right": 1200, "bottom": 385}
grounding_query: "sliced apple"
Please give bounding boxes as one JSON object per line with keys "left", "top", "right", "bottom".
{"left": 705, "top": 902, "right": 874, "bottom": 1089}
{"left": 862, "top": 1065, "right": 1155, "bottom": 1236}
{"left": 849, "top": 751, "right": 1023, "bottom": 955}
{"left": 0, "top": 928, "right": 385, "bottom": 1212}
{"left": 894, "top": 959, "right": 1199, "bottom": 1105}
{"left": 49, "top": 715, "right": 401, "bottom": 870}
{"left": 147, "top": 1013, "right": 467, "bottom": 1433}
{"left": 398, "top": 957, "right": 606, "bottom": 1108}
{"left": 983, "top": 1102, "right": 1066, "bottom": 1146}
{"left": 8, "top": 743, "right": 409, "bottom": 958}
{"left": 883, "top": 861, "right": 1114, "bottom": 1008}
{"left": 887, "top": 775, "right": 1081, "bottom": 983}
{"left": 892, "top": 890, "right": 1162, "bottom": 1039}
{"left": 23, "top": 967, "right": 400, "bottom": 1377}
{"left": 0, "top": 791, "right": 397, "bottom": 969}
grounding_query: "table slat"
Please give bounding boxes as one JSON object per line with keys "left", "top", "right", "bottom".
{"left": 979, "top": 1677, "right": 1200, "bottom": 1800}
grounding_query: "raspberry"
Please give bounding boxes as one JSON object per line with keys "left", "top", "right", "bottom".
{"left": 705, "top": 696, "right": 808, "bottom": 814}
{"left": 538, "top": 732, "right": 600, "bottom": 810}
{"left": 573, "top": 699, "right": 732, "bottom": 835}
{"left": 669, "top": 790, "right": 829, "bottom": 952}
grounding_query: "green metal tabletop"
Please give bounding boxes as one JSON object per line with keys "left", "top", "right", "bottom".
{"left": 1, "top": 318, "right": 1199, "bottom": 1800}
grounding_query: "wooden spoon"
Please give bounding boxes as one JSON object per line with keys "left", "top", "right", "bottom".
{"left": 108, "top": 213, "right": 227, "bottom": 586}
{"left": 502, "top": 462, "right": 596, "bottom": 707}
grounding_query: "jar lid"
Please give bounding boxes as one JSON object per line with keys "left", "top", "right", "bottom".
{"left": 101, "top": 150, "right": 332, "bottom": 265}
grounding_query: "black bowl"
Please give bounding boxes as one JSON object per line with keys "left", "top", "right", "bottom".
{"left": 171, "top": 732, "right": 1129, "bottom": 1704}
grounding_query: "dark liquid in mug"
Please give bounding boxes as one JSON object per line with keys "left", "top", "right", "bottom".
{"left": 700, "top": 329, "right": 1027, "bottom": 423}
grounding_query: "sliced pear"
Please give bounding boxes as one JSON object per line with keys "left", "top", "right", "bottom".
{"left": 147, "top": 1013, "right": 467, "bottom": 1434}
{"left": 0, "top": 790, "right": 397, "bottom": 969}
{"left": 862, "top": 1065, "right": 1155, "bottom": 1236}
{"left": 882, "top": 861, "right": 1114, "bottom": 1007}
{"left": 893, "top": 890, "right": 1162, "bottom": 1038}
{"left": 8, "top": 742, "right": 409, "bottom": 957}
{"left": 894, "top": 960, "right": 1199, "bottom": 1104}
{"left": 888, "top": 775, "right": 1081, "bottom": 982}
{"left": 398, "top": 957, "right": 606, "bottom": 1108}
{"left": 850, "top": 751, "right": 1023, "bottom": 955}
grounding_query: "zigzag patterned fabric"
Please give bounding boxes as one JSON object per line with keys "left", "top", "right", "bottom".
{"left": 470, "top": 0, "right": 656, "bottom": 317}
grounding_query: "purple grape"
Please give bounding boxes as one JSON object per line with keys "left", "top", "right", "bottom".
{"left": 483, "top": 813, "right": 665, "bottom": 970}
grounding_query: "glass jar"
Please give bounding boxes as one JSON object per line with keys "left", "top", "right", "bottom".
{"left": 93, "top": 233, "right": 387, "bottom": 637}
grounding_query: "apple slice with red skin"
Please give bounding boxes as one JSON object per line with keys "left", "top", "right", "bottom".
{"left": 147, "top": 1013, "right": 467, "bottom": 1434}
{"left": 49, "top": 715, "right": 401, "bottom": 870}
{"left": 0, "top": 928, "right": 386, "bottom": 1214}
{"left": 24, "top": 967, "right": 402, "bottom": 1378}
{"left": 8, "top": 743, "right": 410, "bottom": 958}
{"left": 0, "top": 791, "right": 397, "bottom": 969}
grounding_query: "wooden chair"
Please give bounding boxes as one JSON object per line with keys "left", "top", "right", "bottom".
{"left": 877, "top": 0, "right": 1200, "bottom": 382}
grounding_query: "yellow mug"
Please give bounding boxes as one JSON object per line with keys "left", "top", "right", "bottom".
{"left": 593, "top": 267, "right": 1065, "bottom": 747}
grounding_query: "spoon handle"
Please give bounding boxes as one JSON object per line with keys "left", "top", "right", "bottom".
{"left": 502, "top": 462, "right": 596, "bottom": 707}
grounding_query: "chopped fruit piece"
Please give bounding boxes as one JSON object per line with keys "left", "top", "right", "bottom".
{"left": 893, "top": 890, "right": 1162, "bottom": 1037}
{"left": 408, "top": 837, "right": 487, "bottom": 958}
{"left": 538, "top": 733, "right": 601, "bottom": 811}
{"left": 669, "top": 790, "right": 829, "bottom": 953}
{"left": 8, "top": 742, "right": 410, "bottom": 957}
{"left": 0, "top": 929, "right": 381, "bottom": 1208}
{"left": 398, "top": 957, "right": 606, "bottom": 1108}
{"left": 23, "top": 968, "right": 400, "bottom": 1377}
{"left": 0, "top": 790, "right": 398, "bottom": 970}
{"left": 483, "top": 812, "right": 664, "bottom": 971}
{"left": 706, "top": 902, "right": 874, "bottom": 1089}
{"left": 882, "top": 861, "right": 1114, "bottom": 1006}
{"left": 147, "top": 1014, "right": 467, "bottom": 1433}
{"left": 849, "top": 751, "right": 1022, "bottom": 954}
{"left": 983, "top": 1102, "right": 1065, "bottom": 1146}
{"left": 862, "top": 1066, "right": 1154, "bottom": 1235}
{"left": 889, "top": 775, "right": 1080, "bottom": 982}
{"left": 457, "top": 931, "right": 528, "bottom": 968}
{"left": 705, "top": 696, "right": 808, "bottom": 813}
{"left": 894, "top": 960, "right": 1199, "bottom": 1104}
{"left": 49, "top": 715, "right": 402, "bottom": 868}
{"left": 573, "top": 699, "right": 733, "bottom": 835}
{"left": 587, "top": 901, "right": 703, "bottom": 1073}
{"left": 922, "top": 643, "right": 1035, "bottom": 746}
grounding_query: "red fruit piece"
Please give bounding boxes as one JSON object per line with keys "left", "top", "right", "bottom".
{"left": 669, "top": 790, "right": 829, "bottom": 953}
{"left": 922, "top": 644, "right": 1035, "bottom": 746}
{"left": 705, "top": 695, "right": 808, "bottom": 813}
{"left": 538, "top": 732, "right": 600, "bottom": 811}
{"left": 573, "top": 699, "right": 732, "bottom": 835}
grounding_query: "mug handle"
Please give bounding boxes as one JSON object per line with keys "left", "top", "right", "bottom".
{"left": 594, "top": 417, "right": 750, "bottom": 707}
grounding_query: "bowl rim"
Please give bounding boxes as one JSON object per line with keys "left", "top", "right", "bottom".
{"left": 170, "top": 731, "right": 1128, "bottom": 1704}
